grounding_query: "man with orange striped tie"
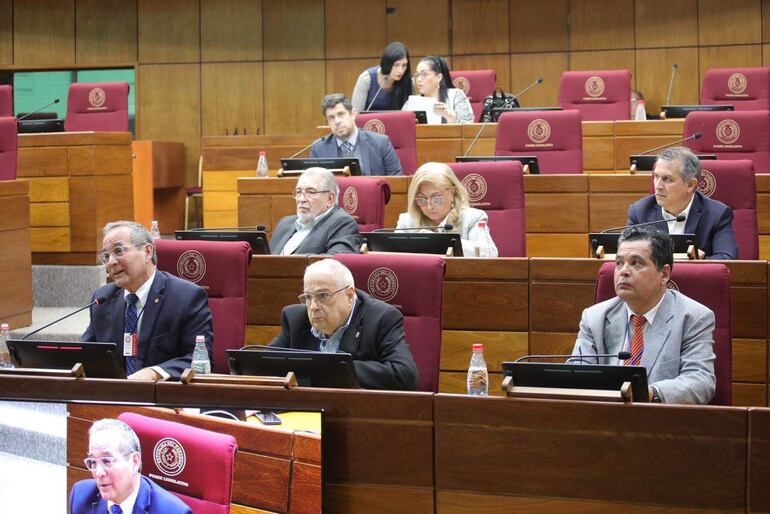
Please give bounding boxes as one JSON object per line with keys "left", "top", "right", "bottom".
{"left": 571, "top": 226, "right": 716, "bottom": 404}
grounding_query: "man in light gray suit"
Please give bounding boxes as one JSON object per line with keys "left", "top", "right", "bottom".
{"left": 571, "top": 225, "right": 716, "bottom": 404}
{"left": 270, "top": 167, "right": 361, "bottom": 255}
{"left": 310, "top": 94, "right": 403, "bottom": 176}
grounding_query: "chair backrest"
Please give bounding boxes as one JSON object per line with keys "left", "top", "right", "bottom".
{"left": 684, "top": 110, "right": 770, "bottom": 172}
{"left": 595, "top": 262, "right": 732, "bottom": 405}
{"left": 0, "top": 85, "right": 12, "bottom": 116}
{"left": 155, "top": 239, "right": 252, "bottom": 374}
{"left": 118, "top": 412, "right": 237, "bottom": 514}
{"left": 332, "top": 253, "right": 445, "bottom": 392}
{"left": 447, "top": 160, "right": 526, "bottom": 256}
{"left": 558, "top": 70, "right": 632, "bottom": 121}
{"left": 0, "top": 116, "right": 18, "bottom": 181}
{"left": 495, "top": 109, "right": 583, "bottom": 174}
{"left": 701, "top": 67, "right": 770, "bottom": 111}
{"left": 64, "top": 81, "right": 129, "bottom": 132}
{"left": 355, "top": 111, "right": 418, "bottom": 174}
{"left": 450, "top": 69, "right": 497, "bottom": 122}
{"left": 335, "top": 176, "right": 391, "bottom": 232}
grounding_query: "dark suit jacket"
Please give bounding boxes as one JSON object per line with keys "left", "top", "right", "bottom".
{"left": 69, "top": 475, "right": 192, "bottom": 514}
{"left": 81, "top": 271, "right": 213, "bottom": 379}
{"left": 309, "top": 129, "right": 403, "bottom": 176}
{"left": 626, "top": 191, "right": 738, "bottom": 260}
{"left": 269, "top": 289, "right": 419, "bottom": 390}
{"left": 270, "top": 205, "right": 361, "bottom": 255}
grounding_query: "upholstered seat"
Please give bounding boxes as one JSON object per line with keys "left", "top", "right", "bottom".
{"left": 356, "top": 111, "right": 418, "bottom": 174}
{"left": 558, "top": 70, "right": 632, "bottom": 121}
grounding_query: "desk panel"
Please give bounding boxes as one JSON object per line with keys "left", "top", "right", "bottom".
{"left": 0, "top": 180, "right": 32, "bottom": 328}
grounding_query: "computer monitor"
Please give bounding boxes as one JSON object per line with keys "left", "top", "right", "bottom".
{"left": 17, "top": 119, "right": 64, "bottom": 134}
{"left": 280, "top": 157, "right": 362, "bottom": 176}
{"left": 362, "top": 110, "right": 428, "bottom": 124}
{"left": 662, "top": 104, "right": 734, "bottom": 119}
{"left": 455, "top": 155, "right": 539, "bottom": 174}
{"left": 501, "top": 361, "right": 650, "bottom": 402}
{"left": 361, "top": 231, "right": 464, "bottom": 257}
{"left": 6, "top": 340, "right": 126, "bottom": 379}
{"left": 227, "top": 348, "right": 359, "bottom": 388}
{"left": 175, "top": 229, "right": 270, "bottom": 254}
{"left": 590, "top": 233, "right": 697, "bottom": 256}
{"left": 629, "top": 153, "right": 717, "bottom": 172}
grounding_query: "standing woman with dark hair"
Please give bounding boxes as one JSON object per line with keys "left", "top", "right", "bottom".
{"left": 402, "top": 56, "right": 474, "bottom": 124}
{"left": 351, "top": 42, "right": 413, "bottom": 112}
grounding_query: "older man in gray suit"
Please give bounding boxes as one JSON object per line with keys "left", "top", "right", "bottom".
{"left": 571, "top": 225, "right": 716, "bottom": 404}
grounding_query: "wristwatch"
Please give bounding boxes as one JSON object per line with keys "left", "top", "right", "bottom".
{"left": 650, "top": 387, "right": 662, "bottom": 403}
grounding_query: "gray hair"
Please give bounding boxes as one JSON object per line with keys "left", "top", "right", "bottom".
{"left": 300, "top": 167, "right": 340, "bottom": 199}
{"left": 657, "top": 146, "right": 701, "bottom": 184}
{"left": 305, "top": 259, "right": 355, "bottom": 289}
{"left": 89, "top": 418, "right": 141, "bottom": 457}
{"left": 103, "top": 220, "right": 157, "bottom": 265}
{"left": 321, "top": 93, "right": 353, "bottom": 116}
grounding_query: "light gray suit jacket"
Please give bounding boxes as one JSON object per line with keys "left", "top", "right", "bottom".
{"left": 309, "top": 130, "right": 403, "bottom": 176}
{"left": 571, "top": 289, "right": 716, "bottom": 404}
{"left": 270, "top": 205, "right": 361, "bottom": 255}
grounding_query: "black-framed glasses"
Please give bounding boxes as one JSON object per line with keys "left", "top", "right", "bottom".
{"left": 298, "top": 286, "right": 349, "bottom": 306}
{"left": 98, "top": 244, "right": 145, "bottom": 265}
{"left": 415, "top": 190, "right": 448, "bottom": 207}
{"left": 83, "top": 453, "right": 133, "bottom": 471}
{"left": 294, "top": 189, "right": 331, "bottom": 199}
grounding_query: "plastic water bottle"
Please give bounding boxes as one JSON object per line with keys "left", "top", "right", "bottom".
{"left": 150, "top": 220, "right": 161, "bottom": 240}
{"left": 0, "top": 323, "right": 13, "bottom": 368}
{"left": 473, "top": 221, "right": 494, "bottom": 257}
{"left": 256, "top": 151, "right": 269, "bottom": 178}
{"left": 467, "top": 343, "right": 488, "bottom": 396}
{"left": 191, "top": 335, "right": 211, "bottom": 374}
{"left": 634, "top": 100, "right": 647, "bottom": 121}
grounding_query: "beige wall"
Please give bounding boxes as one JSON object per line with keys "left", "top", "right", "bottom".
{"left": 2, "top": 0, "right": 770, "bottom": 182}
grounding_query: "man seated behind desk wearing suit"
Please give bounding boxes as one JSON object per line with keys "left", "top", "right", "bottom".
{"left": 270, "top": 167, "right": 361, "bottom": 255}
{"left": 70, "top": 418, "right": 192, "bottom": 514}
{"left": 82, "top": 220, "right": 213, "bottom": 381}
{"left": 270, "top": 259, "right": 419, "bottom": 390}
{"left": 310, "top": 93, "right": 403, "bottom": 176}
{"left": 571, "top": 226, "right": 716, "bottom": 404}
{"left": 627, "top": 146, "right": 738, "bottom": 259}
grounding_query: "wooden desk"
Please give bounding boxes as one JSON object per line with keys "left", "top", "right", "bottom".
{"left": 17, "top": 132, "right": 134, "bottom": 265}
{"left": 132, "top": 140, "right": 185, "bottom": 233}
{"left": 0, "top": 179, "right": 32, "bottom": 328}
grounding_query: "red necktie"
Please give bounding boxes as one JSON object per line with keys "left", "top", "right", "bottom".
{"left": 626, "top": 314, "right": 645, "bottom": 366}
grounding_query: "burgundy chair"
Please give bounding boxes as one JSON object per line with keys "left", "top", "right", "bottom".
{"left": 336, "top": 176, "right": 391, "bottom": 232}
{"left": 558, "top": 70, "right": 632, "bottom": 121}
{"left": 684, "top": 110, "right": 770, "bottom": 172}
{"left": 0, "top": 116, "right": 17, "bottom": 181}
{"left": 701, "top": 67, "right": 770, "bottom": 111}
{"left": 495, "top": 109, "right": 583, "bottom": 174}
{"left": 0, "top": 85, "right": 12, "bottom": 116}
{"left": 118, "top": 412, "right": 237, "bottom": 514}
{"left": 64, "top": 81, "right": 129, "bottom": 132}
{"left": 333, "top": 253, "right": 445, "bottom": 392}
{"left": 450, "top": 69, "right": 497, "bottom": 122}
{"left": 355, "top": 111, "right": 418, "bottom": 174}
{"left": 447, "top": 160, "right": 526, "bottom": 257}
{"left": 595, "top": 262, "right": 732, "bottom": 405}
{"left": 155, "top": 239, "right": 252, "bottom": 374}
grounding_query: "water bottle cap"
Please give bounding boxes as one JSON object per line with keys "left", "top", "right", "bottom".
{"left": 472, "top": 343, "right": 483, "bottom": 351}
{"left": 259, "top": 151, "right": 266, "bottom": 156}
{"left": 477, "top": 222, "right": 486, "bottom": 229}
{"left": 0, "top": 323, "right": 8, "bottom": 330}
{"left": 195, "top": 335, "right": 205, "bottom": 343}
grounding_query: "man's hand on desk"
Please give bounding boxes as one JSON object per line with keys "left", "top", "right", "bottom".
{"left": 127, "top": 367, "right": 162, "bottom": 381}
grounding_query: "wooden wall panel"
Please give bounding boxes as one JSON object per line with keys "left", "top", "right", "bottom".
{"left": 13, "top": 0, "right": 75, "bottom": 66}
{"left": 386, "top": 0, "right": 449, "bottom": 57}
{"left": 635, "top": 0, "right": 697, "bottom": 48}
{"left": 636, "top": 47, "right": 700, "bottom": 115}
{"left": 568, "top": 0, "right": 634, "bottom": 51}
{"left": 137, "top": 64, "right": 201, "bottom": 183}
{"left": 453, "top": 54, "right": 511, "bottom": 94}
{"left": 201, "top": 63, "right": 264, "bottom": 137}
{"left": 510, "top": 0, "right": 568, "bottom": 53}
{"left": 510, "top": 53, "right": 568, "bottom": 107}
{"left": 0, "top": 0, "right": 12, "bottom": 65}
{"left": 452, "top": 0, "right": 509, "bottom": 55}
{"left": 326, "top": 59, "right": 373, "bottom": 100}
{"left": 76, "top": 0, "right": 137, "bottom": 64}
{"left": 699, "top": 45, "right": 763, "bottom": 86}
{"left": 325, "top": 0, "right": 386, "bottom": 59}
{"left": 263, "top": 0, "right": 325, "bottom": 61}
{"left": 699, "top": 0, "right": 762, "bottom": 46}
{"left": 265, "top": 61, "right": 326, "bottom": 135}
{"left": 570, "top": 50, "right": 636, "bottom": 80}
{"left": 201, "top": 0, "right": 262, "bottom": 62}
{"left": 764, "top": 0, "right": 770, "bottom": 42}
{"left": 138, "top": 0, "right": 199, "bottom": 63}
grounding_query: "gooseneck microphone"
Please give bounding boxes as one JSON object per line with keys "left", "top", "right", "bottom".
{"left": 21, "top": 296, "right": 107, "bottom": 340}
{"left": 665, "top": 63, "right": 679, "bottom": 107}
{"left": 638, "top": 132, "right": 701, "bottom": 156}
{"left": 373, "top": 223, "right": 454, "bottom": 233}
{"left": 511, "top": 77, "right": 544, "bottom": 103}
{"left": 288, "top": 137, "right": 324, "bottom": 159}
{"left": 600, "top": 215, "right": 686, "bottom": 234}
{"left": 366, "top": 76, "right": 393, "bottom": 111}
{"left": 463, "top": 119, "right": 490, "bottom": 157}
{"left": 513, "top": 351, "right": 632, "bottom": 363}
{"left": 17, "top": 98, "right": 61, "bottom": 121}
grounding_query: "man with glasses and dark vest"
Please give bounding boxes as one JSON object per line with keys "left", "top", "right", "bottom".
{"left": 270, "top": 167, "right": 361, "bottom": 255}
{"left": 270, "top": 259, "right": 418, "bottom": 390}
{"left": 81, "top": 220, "right": 213, "bottom": 381}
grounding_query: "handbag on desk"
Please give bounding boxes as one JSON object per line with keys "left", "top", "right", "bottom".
{"left": 480, "top": 87, "right": 520, "bottom": 122}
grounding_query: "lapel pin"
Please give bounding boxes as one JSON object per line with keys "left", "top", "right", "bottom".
{"left": 355, "top": 331, "right": 360, "bottom": 338}
{"left": 154, "top": 298, "right": 159, "bottom": 304}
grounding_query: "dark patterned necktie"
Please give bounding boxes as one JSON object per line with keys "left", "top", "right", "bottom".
{"left": 110, "top": 504, "right": 123, "bottom": 514}
{"left": 341, "top": 141, "right": 353, "bottom": 155}
{"left": 124, "top": 293, "right": 139, "bottom": 374}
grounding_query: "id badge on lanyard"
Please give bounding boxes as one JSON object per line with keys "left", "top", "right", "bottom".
{"left": 123, "top": 332, "right": 138, "bottom": 357}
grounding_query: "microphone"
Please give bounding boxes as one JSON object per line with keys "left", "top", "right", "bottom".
{"left": 637, "top": 132, "right": 701, "bottom": 156}
{"left": 600, "top": 214, "right": 686, "bottom": 234}
{"left": 373, "top": 223, "right": 454, "bottom": 233}
{"left": 17, "top": 98, "right": 61, "bottom": 121}
{"left": 21, "top": 296, "right": 106, "bottom": 340}
{"left": 366, "top": 76, "right": 392, "bottom": 111}
{"left": 510, "top": 77, "right": 544, "bottom": 103}
{"left": 288, "top": 137, "right": 323, "bottom": 159}
{"left": 463, "top": 119, "right": 490, "bottom": 157}
{"left": 514, "top": 351, "right": 632, "bottom": 363}
{"left": 665, "top": 64, "right": 678, "bottom": 107}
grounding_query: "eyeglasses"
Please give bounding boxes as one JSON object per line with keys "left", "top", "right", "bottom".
{"left": 415, "top": 191, "right": 448, "bottom": 207}
{"left": 294, "top": 189, "right": 331, "bottom": 199}
{"left": 298, "top": 286, "right": 349, "bottom": 306}
{"left": 98, "top": 244, "right": 144, "bottom": 265}
{"left": 413, "top": 71, "right": 436, "bottom": 80}
{"left": 83, "top": 453, "right": 133, "bottom": 471}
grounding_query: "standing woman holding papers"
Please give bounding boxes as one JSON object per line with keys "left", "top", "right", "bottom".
{"left": 351, "top": 42, "right": 413, "bottom": 112}
{"left": 396, "top": 162, "right": 498, "bottom": 257}
{"left": 402, "top": 56, "right": 474, "bottom": 124}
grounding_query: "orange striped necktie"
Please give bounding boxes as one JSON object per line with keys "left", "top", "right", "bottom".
{"left": 626, "top": 314, "right": 645, "bottom": 366}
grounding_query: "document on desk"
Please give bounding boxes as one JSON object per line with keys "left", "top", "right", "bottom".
{"left": 405, "top": 95, "right": 441, "bottom": 124}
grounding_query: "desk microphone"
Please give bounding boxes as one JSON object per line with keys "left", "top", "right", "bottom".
{"left": 637, "top": 132, "right": 701, "bottom": 156}
{"left": 510, "top": 77, "right": 544, "bottom": 104}
{"left": 366, "top": 76, "right": 393, "bottom": 111}
{"left": 600, "top": 215, "right": 686, "bottom": 234}
{"left": 373, "top": 224, "right": 454, "bottom": 233}
{"left": 288, "top": 137, "right": 324, "bottom": 159}
{"left": 514, "top": 351, "right": 631, "bottom": 363}
{"left": 17, "top": 98, "right": 60, "bottom": 121}
{"left": 665, "top": 64, "right": 679, "bottom": 107}
{"left": 463, "top": 119, "right": 490, "bottom": 157}
{"left": 21, "top": 296, "right": 106, "bottom": 340}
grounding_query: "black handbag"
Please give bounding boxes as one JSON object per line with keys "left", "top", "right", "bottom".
{"left": 480, "top": 87, "right": 520, "bottom": 122}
